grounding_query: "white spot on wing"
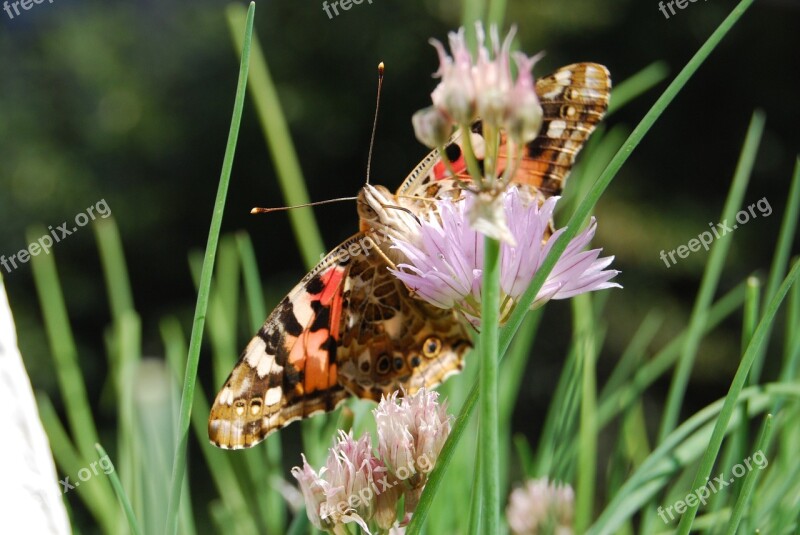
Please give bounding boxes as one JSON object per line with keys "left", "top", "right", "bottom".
{"left": 554, "top": 70, "right": 572, "bottom": 83}
{"left": 243, "top": 337, "right": 274, "bottom": 378}
{"left": 219, "top": 387, "right": 234, "bottom": 406}
{"left": 543, "top": 88, "right": 562, "bottom": 99}
{"left": 469, "top": 132, "right": 486, "bottom": 159}
{"left": 292, "top": 294, "right": 315, "bottom": 328}
{"left": 265, "top": 386, "right": 283, "bottom": 406}
{"left": 547, "top": 120, "right": 567, "bottom": 138}
{"left": 383, "top": 314, "right": 403, "bottom": 338}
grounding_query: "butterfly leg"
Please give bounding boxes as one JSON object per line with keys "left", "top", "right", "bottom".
{"left": 364, "top": 235, "right": 399, "bottom": 271}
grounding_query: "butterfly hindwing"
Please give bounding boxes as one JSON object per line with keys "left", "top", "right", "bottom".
{"left": 335, "top": 248, "right": 472, "bottom": 401}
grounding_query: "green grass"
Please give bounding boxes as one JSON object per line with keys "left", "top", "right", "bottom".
{"left": 21, "top": 0, "right": 800, "bottom": 533}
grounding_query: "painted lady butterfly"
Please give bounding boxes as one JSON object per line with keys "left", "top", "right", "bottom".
{"left": 208, "top": 63, "right": 611, "bottom": 449}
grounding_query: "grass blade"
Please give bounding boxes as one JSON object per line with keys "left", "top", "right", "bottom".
{"left": 750, "top": 157, "right": 800, "bottom": 383}
{"left": 165, "top": 4, "right": 256, "bottom": 534}
{"left": 588, "top": 382, "right": 800, "bottom": 534}
{"left": 95, "top": 444, "right": 142, "bottom": 535}
{"left": 724, "top": 414, "right": 773, "bottom": 534}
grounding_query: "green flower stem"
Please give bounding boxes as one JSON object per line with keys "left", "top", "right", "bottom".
{"left": 675, "top": 259, "right": 799, "bottom": 533}
{"left": 460, "top": 123, "right": 488, "bottom": 186}
{"left": 164, "top": 4, "right": 255, "bottom": 535}
{"left": 574, "top": 295, "right": 598, "bottom": 532}
{"left": 479, "top": 235, "right": 501, "bottom": 532}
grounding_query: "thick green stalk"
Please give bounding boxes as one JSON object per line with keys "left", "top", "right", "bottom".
{"left": 479, "top": 236, "right": 501, "bottom": 532}
{"left": 164, "top": 4, "right": 255, "bottom": 534}
{"left": 574, "top": 295, "right": 598, "bottom": 532}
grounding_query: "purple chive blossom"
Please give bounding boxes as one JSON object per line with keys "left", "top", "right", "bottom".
{"left": 291, "top": 391, "right": 453, "bottom": 533}
{"left": 506, "top": 479, "right": 575, "bottom": 535}
{"left": 375, "top": 390, "right": 451, "bottom": 487}
{"left": 417, "top": 23, "right": 543, "bottom": 147}
{"left": 291, "top": 456, "right": 330, "bottom": 531}
{"left": 390, "top": 187, "right": 621, "bottom": 326}
{"left": 291, "top": 431, "right": 387, "bottom": 534}
{"left": 374, "top": 389, "right": 452, "bottom": 520}
{"left": 414, "top": 23, "right": 547, "bottom": 238}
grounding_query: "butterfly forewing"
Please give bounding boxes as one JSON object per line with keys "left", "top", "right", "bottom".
{"left": 208, "top": 245, "right": 353, "bottom": 449}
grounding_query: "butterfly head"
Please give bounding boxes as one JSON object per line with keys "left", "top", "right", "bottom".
{"left": 357, "top": 184, "right": 420, "bottom": 240}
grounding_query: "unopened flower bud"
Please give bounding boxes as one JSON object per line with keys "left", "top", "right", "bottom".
{"left": 412, "top": 106, "right": 453, "bottom": 149}
{"left": 506, "top": 93, "right": 543, "bottom": 144}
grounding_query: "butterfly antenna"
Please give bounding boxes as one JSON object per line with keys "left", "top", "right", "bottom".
{"left": 365, "top": 61, "right": 385, "bottom": 186}
{"left": 251, "top": 197, "right": 358, "bottom": 214}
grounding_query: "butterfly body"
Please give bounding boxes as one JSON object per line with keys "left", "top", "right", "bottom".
{"left": 209, "top": 62, "right": 611, "bottom": 450}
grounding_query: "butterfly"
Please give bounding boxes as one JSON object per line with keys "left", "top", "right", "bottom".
{"left": 208, "top": 62, "right": 611, "bottom": 449}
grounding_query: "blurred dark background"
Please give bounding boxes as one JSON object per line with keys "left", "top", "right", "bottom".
{"left": 2, "top": 0, "right": 799, "bottom": 527}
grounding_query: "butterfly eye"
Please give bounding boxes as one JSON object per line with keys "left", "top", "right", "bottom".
{"left": 422, "top": 337, "right": 442, "bottom": 358}
{"left": 393, "top": 357, "right": 405, "bottom": 371}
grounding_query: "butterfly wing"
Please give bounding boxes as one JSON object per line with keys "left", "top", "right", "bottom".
{"left": 397, "top": 62, "right": 611, "bottom": 199}
{"left": 208, "top": 242, "right": 352, "bottom": 449}
{"left": 335, "top": 247, "right": 472, "bottom": 401}
{"left": 507, "top": 62, "right": 611, "bottom": 196}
